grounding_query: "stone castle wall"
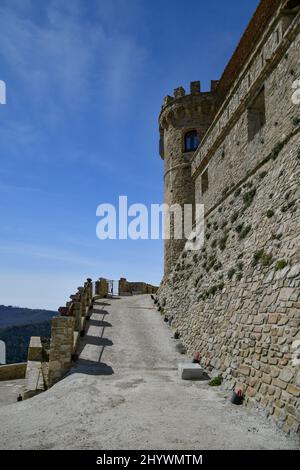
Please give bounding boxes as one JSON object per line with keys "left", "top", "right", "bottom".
{"left": 119, "top": 278, "right": 158, "bottom": 295}
{"left": 159, "top": 83, "right": 217, "bottom": 278}
{"left": 192, "top": 6, "right": 300, "bottom": 213}
{"left": 157, "top": 2, "right": 300, "bottom": 434}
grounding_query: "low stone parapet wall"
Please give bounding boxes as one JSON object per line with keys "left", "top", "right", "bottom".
{"left": 0, "top": 363, "right": 27, "bottom": 381}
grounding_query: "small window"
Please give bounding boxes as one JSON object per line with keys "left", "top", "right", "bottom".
{"left": 184, "top": 130, "right": 198, "bottom": 152}
{"left": 159, "top": 137, "right": 164, "bottom": 158}
{"left": 201, "top": 169, "right": 209, "bottom": 195}
{"left": 247, "top": 87, "right": 266, "bottom": 141}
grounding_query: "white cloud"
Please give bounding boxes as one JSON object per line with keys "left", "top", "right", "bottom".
{"left": 0, "top": 241, "right": 99, "bottom": 268}
{"left": 0, "top": 0, "right": 147, "bottom": 117}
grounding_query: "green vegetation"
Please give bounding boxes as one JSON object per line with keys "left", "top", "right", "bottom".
{"left": 292, "top": 117, "right": 300, "bottom": 127}
{"left": 270, "top": 141, "right": 284, "bottom": 161}
{"left": 237, "top": 261, "right": 244, "bottom": 271}
{"left": 235, "top": 223, "right": 244, "bottom": 233}
{"left": 209, "top": 285, "right": 218, "bottom": 296}
{"left": 243, "top": 187, "right": 256, "bottom": 209}
{"left": 231, "top": 211, "right": 239, "bottom": 223}
{"left": 266, "top": 209, "right": 274, "bottom": 218}
{"left": 259, "top": 170, "right": 267, "bottom": 179}
{"left": 0, "top": 321, "right": 51, "bottom": 364}
{"left": 209, "top": 375, "right": 223, "bottom": 386}
{"left": 275, "top": 260, "right": 287, "bottom": 271}
{"left": 239, "top": 224, "right": 251, "bottom": 239}
{"left": 211, "top": 239, "right": 217, "bottom": 249}
{"left": 228, "top": 268, "right": 236, "bottom": 280}
{"left": 252, "top": 250, "right": 264, "bottom": 267}
{"left": 219, "top": 234, "right": 228, "bottom": 251}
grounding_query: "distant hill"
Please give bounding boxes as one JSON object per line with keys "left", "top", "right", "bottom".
{"left": 0, "top": 305, "right": 57, "bottom": 364}
{"left": 0, "top": 321, "right": 52, "bottom": 364}
{"left": 0, "top": 305, "right": 57, "bottom": 328}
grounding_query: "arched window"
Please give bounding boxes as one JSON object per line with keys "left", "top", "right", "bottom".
{"left": 184, "top": 130, "right": 198, "bottom": 152}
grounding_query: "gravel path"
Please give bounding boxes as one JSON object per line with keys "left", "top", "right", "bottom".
{"left": 0, "top": 295, "right": 298, "bottom": 450}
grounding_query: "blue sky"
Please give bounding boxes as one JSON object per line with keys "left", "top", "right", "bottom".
{"left": 0, "top": 0, "right": 259, "bottom": 309}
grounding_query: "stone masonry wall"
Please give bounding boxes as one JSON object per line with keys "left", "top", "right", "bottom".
{"left": 157, "top": 2, "right": 300, "bottom": 435}
{"left": 193, "top": 8, "right": 300, "bottom": 212}
{"left": 48, "top": 316, "right": 75, "bottom": 387}
{"left": 157, "top": 130, "right": 300, "bottom": 434}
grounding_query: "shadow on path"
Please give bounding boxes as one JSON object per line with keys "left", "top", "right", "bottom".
{"left": 70, "top": 304, "right": 114, "bottom": 376}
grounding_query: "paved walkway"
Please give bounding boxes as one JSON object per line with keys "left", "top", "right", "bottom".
{"left": 0, "top": 379, "right": 25, "bottom": 408}
{"left": 0, "top": 295, "right": 298, "bottom": 450}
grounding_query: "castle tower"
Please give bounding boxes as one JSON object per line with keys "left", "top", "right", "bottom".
{"left": 159, "top": 81, "right": 218, "bottom": 279}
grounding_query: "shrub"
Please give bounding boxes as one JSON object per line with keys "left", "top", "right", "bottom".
{"left": 288, "top": 200, "right": 296, "bottom": 209}
{"left": 211, "top": 239, "right": 217, "bottom": 249}
{"left": 275, "top": 260, "right": 287, "bottom": 271}
{"left": 243, "top": 188, "right": 256, "bottom": 208}
{"left": 228, "top": 268, "right": 236, "bottom": 280}
{"left": 213, "top": 262, "right": 222, "bottom": 272}
{"left": 261, "top": 252, "right": 273, "bottom": 267}
{"left": 209, "top": 285, "right": 218, "bottom": 296}
{"left": 239, "top": 225, "right": 251, "bottom": 239}
{"left": 231, "top": 211, "right": 239, "bottom": 223}
{"left": 270, "top": 141, "right": 284, "bottom": 160}
{"left": 235, "top": 223, "right": 244, "bottom": 233}
{"left": 219, "top": 234, "right": 228, "bottom": 251}
{"left": 209, "top": 375, "right": 223, "bottom": 386}
{"left": 252, "top": 250, "right": 264, "bottom": 267}
{"left": 266, "top": 209, "right": 274, "bottom": 218}
{"left": 292, "top": 117, "right": 300, "bottom": 127}
{"left": 237, "top": 261, "right": 244, "bottom": 271}
{"left": 259, "top": 170, "right": 267, "bottom": 179}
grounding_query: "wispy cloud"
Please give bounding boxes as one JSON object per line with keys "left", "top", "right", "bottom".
{"left": 0, "top": 240, "right": 99, "bottom": 268}
{"left": 0, "top": 0, "right": 147, "bottom": 118}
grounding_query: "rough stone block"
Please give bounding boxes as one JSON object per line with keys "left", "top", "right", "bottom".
{"left": 178, "top": 363, "right": 205, "bottom": 380}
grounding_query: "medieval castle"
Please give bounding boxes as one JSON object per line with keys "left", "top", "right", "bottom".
{"left": 0, "top": 0, "right": 299, "bottom": 444}
{"left": 157, "top": 0, "right": 300, "bottom": 434}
